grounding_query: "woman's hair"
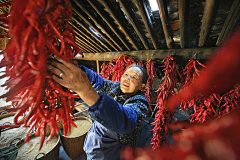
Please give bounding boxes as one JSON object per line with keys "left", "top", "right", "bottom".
{"left": 126, "top": 64, "right": 148, "bottom": 84}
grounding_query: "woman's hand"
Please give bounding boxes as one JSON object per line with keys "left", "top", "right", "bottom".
{"left": 48, "top": 56, "right": 99, "bottom": 106}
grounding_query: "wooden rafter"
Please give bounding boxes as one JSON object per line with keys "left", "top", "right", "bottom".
{"left": 87, "top": 0, "right": 131, "bottom": 51}
{"left": 118, "top": 0, "right": 149, "bottom": 49}
{"left": 216, "top": 0, "right": 240, "bottom": 46}
{"left": 74, "top": 0, "right": 123, "bottom": 51}
{"left": 178, "top": 0, "right": 189, "bottom": 48}
{"left": 71, "top": 16, "right": 111, "bottom": 52}
{"left": 136, "top": 0, "right": 160, "bottom": 49}
{"left": 76, "top": 38, "right": 96, "bottom": 53}
{"left": 74, "top": 28, "right": 102, "bottom": 52}
{"left": 72, "top": 6, "right": 118, "bottom": 51}
{"left": 69, "top": 22, "right": 106, "bottom": 52}
{"left": 198, "top": 0, "right": 220, "bottom": 47}
{"left": 156, "top": 0, "right": 173, "bottom": 49}
{"left": 75, "top": 41, "right": 92, "bottom": 53}
{"left": 99, "top": 0, "right": 139, "bottom": 50}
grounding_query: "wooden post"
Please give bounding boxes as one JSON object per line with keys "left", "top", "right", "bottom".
{"left": 96, "top": 60, "right": 100, "bottom": 74}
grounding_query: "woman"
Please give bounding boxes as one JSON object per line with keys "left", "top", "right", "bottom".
{"left": 49, "top": 56, "right": 149, "bottom": 160}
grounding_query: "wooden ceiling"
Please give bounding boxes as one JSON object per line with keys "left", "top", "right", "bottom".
{"left": 0, "top": 0, "right": 240, "bottom": 62}
{"left": 68, "top": 0, "right": 240, "bottom": 61}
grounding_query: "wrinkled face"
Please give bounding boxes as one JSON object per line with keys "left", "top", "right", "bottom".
{"left": 120, "top": 67, "right": 145, "bottom": 94}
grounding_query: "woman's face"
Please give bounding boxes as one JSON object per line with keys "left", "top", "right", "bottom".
{"left": 120, "top": 67, "right": 144, "bottom": 94}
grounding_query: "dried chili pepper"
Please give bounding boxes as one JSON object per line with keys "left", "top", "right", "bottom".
{"left": 0, "top": 0, "right": 83, "bottom": 150}
{"left": 151, "top": 56, "right": 181, "bottom": 149}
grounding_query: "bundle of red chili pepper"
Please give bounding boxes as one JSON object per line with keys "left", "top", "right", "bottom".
{"left": 100, "top": 55, "right": 136, "bottom": 82}
{"left": 179, "top": 59, "right": 220, "bottom": 123}
{"left": 150, "top": 56, "right": 181, "bottom": 149}
{"left": 141, "top": 59, "right": 157, "bottom": 109}
{"left": 0, "top": 0, "right": 83, "bottom": 150}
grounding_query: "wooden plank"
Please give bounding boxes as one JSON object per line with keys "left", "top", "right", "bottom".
{"left": 72, "top": 6, "right": 118, "bottom": 51}
{"left": 87, "top": 0, "right": 131, "bottom": 51}
{"left": 178, "top": 0, "right": 189, "bottom": 48}
{"left": 99, "top": 0, "right": 139, "bottom": 50}
{"left": 156, "top": 0, "right": 173, "bottom": 49}
{"left": 118, "top": 0, "right": 149, "bottom": 49}
{"left": 198, "top": 0, "right": 219, "bottom": 47}
{"left": 216, "top": 0, "right": 240, "bottom": 46}
{"left": 74, "top": 47, "right": 217, "bottom": 61}
{"left": 71, "top": 17, "right": 111, "bottom": 52}
{"left": 74, "top": 0, "right": 123, "bottom": 51}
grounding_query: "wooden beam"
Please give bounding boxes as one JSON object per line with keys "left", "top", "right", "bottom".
{"left": 216, "top": 0, "right": 240, "bottom": 46}
{"left": 71, "top": 17, "right": 111, "bottom": 52}
{"left": 137, "top": 0, "right": 160, "bottom": 49}
{"left": 72, "top": 6, "right": 118, "bottom": 51}
{"left": 69, "top": 22, "right": 106, "bottom": 52}
{"left": 156, "top": 0, "right": 173, "bottom": 49}
{"left": 74, "top": 0, "right": 123, "bottom": 51}
{"left": 74, "top": 47, "right": 217, "bottom": 61}
{"left": 99, "top": 0, "right": 139, "bottom": 50}
{"left": 178, "top": 0, "right": 189, "bottom": 48}
{"left": 118, "top": 0, "right": 149, "bottom": 49}
{"left": 198, "top": 0, "right": 219, "bottom": 47}
{"left": 96, "top": 60, "right": 100, "bottom": 74}
{"left": 87, "top": 0, "right": 131, "bottom": 51}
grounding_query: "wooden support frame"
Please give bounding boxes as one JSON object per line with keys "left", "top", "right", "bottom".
{"left": 74, "top": 47, "right": 217, "bottom": 62}
{"left": 72, "top": 6, "right": 118, "bottom": 51}
{"left": 74, "top": 0, "right": 123, "bottom": 51}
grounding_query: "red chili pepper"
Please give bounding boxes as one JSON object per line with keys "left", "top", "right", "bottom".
{"left": 168, "top": 27, "right": 240, "bottom": 112}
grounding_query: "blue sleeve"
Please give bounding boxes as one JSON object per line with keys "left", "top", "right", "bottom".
{"left": 88, "top": 92, "right": 139, "bottom": 134}
{"left": 79, "top": 65, "right": 103, "bottom": 91}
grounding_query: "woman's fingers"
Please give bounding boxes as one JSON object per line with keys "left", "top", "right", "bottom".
{"left": 52, "top": 74, "right": 65, "bottom": 86}
{"left": 55, "top": 55, "right": 75, "bottom": 69}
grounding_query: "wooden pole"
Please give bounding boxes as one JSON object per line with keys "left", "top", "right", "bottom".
{"left": 96, "top": 60, "right": 100, "bottom": 74}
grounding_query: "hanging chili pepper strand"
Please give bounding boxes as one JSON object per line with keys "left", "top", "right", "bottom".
{"left": 141, "top": 59, "right": 157, "bottom": 109}
{"left": 151, "top": 56, "right": 181, "bottom": 149}
{"left": 218, "top": 84, "right": 240, "bottom": 116}
{"left": 179, "top": 59, "right": 221, "bottom": 123}
{"left": 100, "top": 55, "right": 136, "bottom": 82}
{"left": 99, "top": 60, "right": 115, "bottom": 80}
{"left": 0, "top": 0, "right": 83, "bottom": 150}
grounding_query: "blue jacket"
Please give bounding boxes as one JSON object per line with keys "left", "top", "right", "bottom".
{"left": 80, "top": 66, "right": 149, "bottom": 160}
